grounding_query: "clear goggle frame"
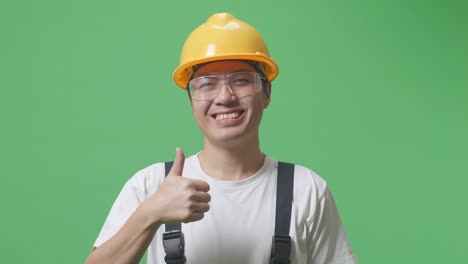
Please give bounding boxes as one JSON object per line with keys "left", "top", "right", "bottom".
{"left": 188, "top": 72, "right": 265, "bottom": 101}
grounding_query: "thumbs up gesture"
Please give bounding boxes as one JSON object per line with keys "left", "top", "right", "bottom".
{"left": 142, "top": 148, "right": 211, "bottom": 225}
{"left": 167, "top": 147, "right": 186, "bottom": 177}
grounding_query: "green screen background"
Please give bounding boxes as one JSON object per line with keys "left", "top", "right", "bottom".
{"left": 1, "top": 0, "right": 467, "bottom": 263}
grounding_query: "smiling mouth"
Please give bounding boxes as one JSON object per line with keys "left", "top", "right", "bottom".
{"left": 213, "top": 110, "right": 245, "bottom": 121}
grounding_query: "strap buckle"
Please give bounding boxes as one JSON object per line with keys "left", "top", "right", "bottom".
{"left": 270, "top": 235, "right": 291, "bottom": 264}
{"left": 163, "top": 230, "right": 186, "bottom": 264}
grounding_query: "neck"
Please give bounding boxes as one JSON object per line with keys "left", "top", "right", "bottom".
{"left": 199, "top": 136, "right": 265, "bottom": 181}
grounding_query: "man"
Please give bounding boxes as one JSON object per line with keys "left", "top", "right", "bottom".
{"left": 86, "top": 13, "right": 357, "bottom": 264}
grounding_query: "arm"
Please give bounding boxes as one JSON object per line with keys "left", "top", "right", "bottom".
{"left": 307, "top": 187, "right": 357, "bottom": 264}
{"left": 85, "top": 205, "right": 162, "bottom": 264}
{"left": 85, "top": 148, "right": 210, "bottom": 264}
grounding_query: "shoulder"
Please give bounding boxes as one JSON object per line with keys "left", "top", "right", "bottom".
{"left": 292, "top": 163, "right": 328, "bottom": 199}
{"left": 123, "top": 154, "right": 200, "bottom": 197}
{"left": 121, "top": 162, "right": 166, "bottom": 200}
{"left": 271, "top": 157, "right": 329, "bottom": 203}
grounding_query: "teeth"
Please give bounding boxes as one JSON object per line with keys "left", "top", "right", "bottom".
{"left": 216, "top": 112, "right": 240, "bottom": 120}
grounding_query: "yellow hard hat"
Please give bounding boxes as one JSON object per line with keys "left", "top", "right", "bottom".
{"left": 173, "top": 13, "right": 279, "bottom": 89}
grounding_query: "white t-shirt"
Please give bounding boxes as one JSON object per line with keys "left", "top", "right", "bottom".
{"left": 95, "top": 154, "right": 357, "bottom": 264}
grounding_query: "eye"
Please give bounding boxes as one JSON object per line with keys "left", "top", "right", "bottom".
{"left": 198, "top": 82, "right": 216, "bottom": 89}
{"left": 196, "top": 77, "right": 218, "bottom": 90}
{"left": 230, "top": 74, "right": 253, "bottom": 86}
{"left": 232, "top": 78, "right": 251, "bottom": 86}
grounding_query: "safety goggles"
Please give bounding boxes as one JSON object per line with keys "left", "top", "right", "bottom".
{"left": 188, "top": 72, "right": 265, "bottom": 101}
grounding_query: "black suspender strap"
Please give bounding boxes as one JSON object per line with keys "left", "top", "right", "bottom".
{"left": 163, "top": 161, "right": 186, "bottom": 264}
{"left": 270, "top": 162, "right": 295, "bottom": 264}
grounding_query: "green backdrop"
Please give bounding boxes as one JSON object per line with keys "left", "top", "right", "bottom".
{"left": 2, "top": 0, "right": 467, "bottom": 263}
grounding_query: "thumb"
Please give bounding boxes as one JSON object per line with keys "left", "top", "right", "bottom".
{"left": 168, "top": 147, "right": 185, "bottom": 177}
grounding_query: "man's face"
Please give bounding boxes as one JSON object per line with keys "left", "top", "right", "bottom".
{"left": 190, "top": 60, "right": 271, "bottom": 147}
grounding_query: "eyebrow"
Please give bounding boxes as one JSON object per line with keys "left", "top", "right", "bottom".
{"left": 196, "top": 68, "right": 254, "bottom": 77}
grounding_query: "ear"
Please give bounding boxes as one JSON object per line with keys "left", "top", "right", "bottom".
{"left": 263, "top": 82, "right": 272, "bottom": 109}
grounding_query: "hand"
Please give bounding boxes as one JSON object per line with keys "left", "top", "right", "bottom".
{"left": 143, "top": 148, "right": 211, "bottom": 225}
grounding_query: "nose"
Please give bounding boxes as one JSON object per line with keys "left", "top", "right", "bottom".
{"left": 213, "top": 82, "right": 238, "bottom": 105}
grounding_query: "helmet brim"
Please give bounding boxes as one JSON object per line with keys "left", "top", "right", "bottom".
{"left": 173, "top": 53, "right": 279, "bottom": 89}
